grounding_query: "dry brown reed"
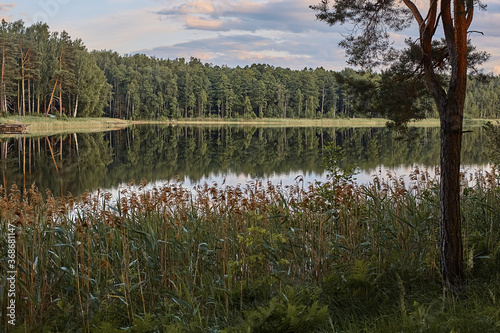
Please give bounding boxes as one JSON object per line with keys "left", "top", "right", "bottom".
{"left": 0, "top": 166, "right": 499, "bottom": 330}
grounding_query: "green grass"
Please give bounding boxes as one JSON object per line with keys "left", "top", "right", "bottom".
{"left": 170, "top": 117, "right": 394, "bottom": 127}
{"left": 1, "top": 166, "right": 500, "bottom": 332}
{"left": 0, "top": 115, "right": 130, "bottom": 136}
{"left": 0, "top": 115, "right": 494, "bottom": 137}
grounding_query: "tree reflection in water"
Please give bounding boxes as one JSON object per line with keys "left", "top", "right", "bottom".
{"left": 0, "top": 125, "right": 490, "bottom": 197}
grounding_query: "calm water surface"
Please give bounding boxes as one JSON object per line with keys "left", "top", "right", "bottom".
{"left": 0, "top": 125, "right": 491, "bottom": 197}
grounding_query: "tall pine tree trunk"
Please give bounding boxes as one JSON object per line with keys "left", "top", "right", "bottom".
{"left": 439, "top": 100, "right": 465, "bottom": 292}
{"left": 59, "top": 83, "right": 63, "bottom": 116}
{"left": 321, "top": 86, "right": 325, "bottom": 117}
{"left": 68, "top": 89, "right": 71, "bottom": 116}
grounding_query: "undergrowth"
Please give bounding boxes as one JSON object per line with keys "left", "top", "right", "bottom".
{"left": 0, "top": 164, "right": 499, "bottom": 332}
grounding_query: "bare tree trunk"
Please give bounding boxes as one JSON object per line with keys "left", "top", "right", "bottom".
{"left": 47, "top": 76, "right": 59, "bottom": 115}
{"left": 21, "top": 67, "right": 25, "bottom": 116}
{"left": 59, "top": 83, "right": 63, "bottom": 116}
{"left": 22, "top": 137, "right": 25, "bottom": 189}
{"left": 73, "top": 95, "right": 79, "bottom": 117}
{"left": 68, "top": 89, "right": 71, "bottom": 116}
{"left": 28, "top": 78, "right": 31, "bottom": 115}
{"left": 321, "top": 86, "right": 325, "bottom": 117}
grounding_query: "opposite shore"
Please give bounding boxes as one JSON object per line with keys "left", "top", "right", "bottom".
{"left": 0, "top": 115, "right": 493, "bottom": 136}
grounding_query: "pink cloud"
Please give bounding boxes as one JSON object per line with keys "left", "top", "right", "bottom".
{"left": 186, "top": 16, "right": 224, "bottom": 30}
{"left": 0, "top": 3, "right": 16, "bottom": 20}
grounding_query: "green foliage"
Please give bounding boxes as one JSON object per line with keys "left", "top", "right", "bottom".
{"left": 240, "top": 299, "right": 328, "bottom": 332}
{"left": 225, "top": 286, "right": 329, "bottom": 333}
{"left": 314, "top": 144, "right": 358, "bottom": 212}
{"left": 322, "top": 143, "right": 358, "bottom": 184}
{"left": 310, "top": 0, "right": 412, "bottom": 68}
{"left": 483, "top": 121, "right": 500, "bottom": 165}
{"left": 0, "top": 20, "right": 110, "bottom": 117}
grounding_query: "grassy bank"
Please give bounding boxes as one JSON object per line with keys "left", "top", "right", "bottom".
{"left": 1, "top": 166, "right": 500, "bottom": 332}
{"left": 133, "top": 117, "right": 493, "bottom": 128}
{"left": 168, "top": 117, "right": 395, "bottom": 127}
{"left": 1, "top": 115, "right": 494, "bottom": 136}
{"left": 0, "top": 116, "right": 130, "bottom": 136}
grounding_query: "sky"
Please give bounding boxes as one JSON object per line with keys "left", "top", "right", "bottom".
{"left": 2, "top": 0, "right": 500, "bottom": 73}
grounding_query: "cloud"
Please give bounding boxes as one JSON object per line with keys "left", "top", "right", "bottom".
{"left": 7, "top": 0, "right": 498, "bottom": 73}
{"left": 136, "top": 31, "right": 347, "bottom": 70}
{"left": 47, "top": 4, "right": 190, "bottom": 54}
{"left": 0, "top": 3, "right": 16, "bottom": 20}
{"left": 0, "top": 3, "right": 16, "bottom": 12}
{"left": 185, "top": 16, "right": 225, "bottom": 30}
{"left": 470, "top": 11, "right": 500, "bottom": 37}
{"left": 157, "top": 0, "right": 333, "bottom": 33}
{"left": 142, "top": 0, "right": 350, "bottom": 69}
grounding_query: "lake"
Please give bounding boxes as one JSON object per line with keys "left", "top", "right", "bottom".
{"left": 0, "top": 124, "right": 492, "bottom": 197}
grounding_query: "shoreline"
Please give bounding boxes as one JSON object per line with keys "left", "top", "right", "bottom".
{"left": 0, "top": 116, "right": 492, "bottom": 136}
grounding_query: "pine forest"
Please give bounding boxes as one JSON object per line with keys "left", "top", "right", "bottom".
{"left": 1, "top": 19, "right": 500, "bottom": 122}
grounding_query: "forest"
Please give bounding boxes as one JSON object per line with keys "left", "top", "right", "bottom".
{"left": 1, "top": 19, "right": 500, "bottom": 121}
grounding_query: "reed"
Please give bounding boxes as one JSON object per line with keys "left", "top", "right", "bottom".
{"left": 0, "top": 167, "right": 500, "bottom": 332}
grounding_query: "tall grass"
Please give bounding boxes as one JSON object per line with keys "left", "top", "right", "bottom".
{"left": 1, "top": 167, "right": 500, "bottom": 332}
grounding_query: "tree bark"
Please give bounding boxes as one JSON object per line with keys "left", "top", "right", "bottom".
{"left": 439, "top": 101, "right": 465, "bottom": 293}
{"left": 405, "top": 0, "right": 469, "bottom": 294}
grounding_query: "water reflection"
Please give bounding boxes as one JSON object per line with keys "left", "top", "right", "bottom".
{"left": 0, "top": 125, "right": 491, "bottom": 197}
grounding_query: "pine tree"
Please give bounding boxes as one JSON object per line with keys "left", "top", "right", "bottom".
{"left": 0, "top": 20, "right": 18, "bottom": 113}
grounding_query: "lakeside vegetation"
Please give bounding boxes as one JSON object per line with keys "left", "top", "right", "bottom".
{"left": 1, "top": 156, "right": 500, "bottom": 331}
{"left": 0, "top": 115, "right": 129, "bottom": 136}
{"left": 3, "top": 115, "right": 403, "bottom": 135}
{"left": 0, "top": 113, "right": 494, "bottom": 135}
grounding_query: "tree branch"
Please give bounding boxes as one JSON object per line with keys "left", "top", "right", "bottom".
{"left": 425, "top": 0, "right": 439, "bottom": 38}
{"left": 441, "top": 0, "right": 455, "bottom": 46}
{"left": 402, "top": 0, "right": 424, "bottom": 32}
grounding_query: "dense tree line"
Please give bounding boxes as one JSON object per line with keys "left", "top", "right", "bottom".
{"left": 93, "top": 52, "right": 367, "bottom": 120}
{"left": 0, "top": 20, "right": 111, "bottom": 117}
{"left": 1, "top": 20, "right": 499, "bottom": 120}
